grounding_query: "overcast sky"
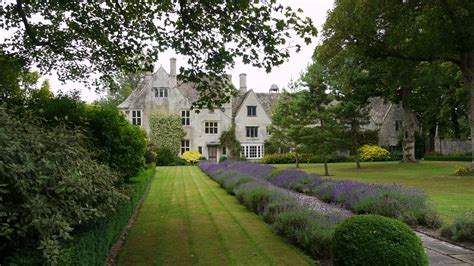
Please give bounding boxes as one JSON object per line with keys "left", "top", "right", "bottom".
{"left": 40, "top": 1, "right": 335, "bottom": 102}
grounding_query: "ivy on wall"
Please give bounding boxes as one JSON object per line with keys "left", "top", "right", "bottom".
{"left": 149, "top": 112, "right": 186, "bottom": 155}
{"left": 220, "top": 123, "right": 241, "bottom": 158}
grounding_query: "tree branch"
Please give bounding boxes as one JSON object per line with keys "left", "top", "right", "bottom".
{"left": 15, "top": 0, "right": 51, "bottom": 47}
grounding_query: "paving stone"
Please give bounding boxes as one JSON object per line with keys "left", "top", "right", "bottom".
{"left": 425, "top": 250, "right": 466, "bottom": 265}
{"left": 452, "top": 254, "right": 474, "bottom": 264}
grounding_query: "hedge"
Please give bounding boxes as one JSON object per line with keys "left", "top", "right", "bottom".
{"left": 262, "top": 152, "right": 352, "bottom": 164}
{"left": 424, "top": 155, "right": 472, "bottom": 161}
{"left": 8, "top": 167, "right": 155, "bottom": 265}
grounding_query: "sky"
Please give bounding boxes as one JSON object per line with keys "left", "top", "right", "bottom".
{"left": 39, "top": 1, "right": 335, "bottom": 102}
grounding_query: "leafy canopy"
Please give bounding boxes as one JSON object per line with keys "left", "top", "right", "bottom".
{"left": 0, "top": 1, "right": 317, "bottom": 107}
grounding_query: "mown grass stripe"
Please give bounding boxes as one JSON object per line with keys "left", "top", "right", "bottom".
{"left": 118, "top": 166, "right": 312, "bottom": 266}
{"left": 188, "top": 166, "right": 276, "bottom": 265}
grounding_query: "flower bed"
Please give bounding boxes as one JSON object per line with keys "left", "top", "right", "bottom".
{"left": 201, "top": 160, "right": 440, "bottom": 228}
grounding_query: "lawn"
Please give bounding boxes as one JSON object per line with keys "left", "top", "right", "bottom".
{"left": 118, "top": 166, "right": 312, "bottom": 265}
{"left": 274, "top": 161, "right": 474, "bottom": 223}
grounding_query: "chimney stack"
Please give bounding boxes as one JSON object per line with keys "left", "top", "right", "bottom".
{"left": 239, "top": 73, "right": 247, "bottom": 94}
{"left": 170, "top": 57, "right": 177, "bottom": 87}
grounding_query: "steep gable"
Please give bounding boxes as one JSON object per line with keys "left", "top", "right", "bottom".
{"left": 234, "top": 90, "right": 271, "bottom": 123}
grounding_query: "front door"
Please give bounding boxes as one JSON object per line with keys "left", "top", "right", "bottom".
{"left": 208, "top": 146, "right": 218, "bottom": 162}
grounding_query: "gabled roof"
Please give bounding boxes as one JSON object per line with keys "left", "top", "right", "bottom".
{"left": 255, "top": 92, "right": 280, "bottom": 118}
{"left": 176, "top": 82, "right": 200, "bottom": 103}
{"left": 117, "top": 79, "right": 148, "bottom": 109}
{"left": 368, "top": 97, "right": 392, "bottom": 125}
{"left": 232, "top": 90, "right": 251, "bottom": 117}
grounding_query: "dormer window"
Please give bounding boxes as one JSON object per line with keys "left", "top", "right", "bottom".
{"left": 132, "top": 110, "right": 142, "bottom": 126}
{"left": 247, "top": 106, "right": 257, "bottom": 116}
{"left": 154, "top": 87, "right": 169, "bottom": 97}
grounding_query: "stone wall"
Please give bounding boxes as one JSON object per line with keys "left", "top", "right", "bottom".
{"left": 434, "top": 138, "right": 471, "bottom": 155}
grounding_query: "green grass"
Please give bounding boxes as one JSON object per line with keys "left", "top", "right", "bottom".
{"left": 274, "top": 161, "right": 474, "bottom": 223}
{"left": 118, "top": 166, "right": 313, "bottom": 266}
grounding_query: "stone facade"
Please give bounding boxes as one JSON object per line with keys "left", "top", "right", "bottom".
{"left": 365, "top": 97, "right": 416, "bottom": 149}
{"left": 118, "top": 58, "right": 279, "bottom": 161}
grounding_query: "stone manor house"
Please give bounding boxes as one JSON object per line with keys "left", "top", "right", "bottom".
{"left": 118, "top": 58, "right": 406, "bottom": 161}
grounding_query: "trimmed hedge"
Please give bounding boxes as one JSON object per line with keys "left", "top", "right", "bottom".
{"left": 332, "top": 215, "right": 428, "bottom": 266}
{"left": 262, "top": 152, "right": 352, "bottom": 164}
{"left": 8, "top": 167, "right": 155, "bottom": 265}
{"left": 424, "top": 155, "right": 472, "bottom": 161}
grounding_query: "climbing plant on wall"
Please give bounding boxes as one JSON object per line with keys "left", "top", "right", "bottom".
{"left": 220, "top": 123, "right": 241, "bottom": 159}
{"left": 149, "top": 113, "right": 186, "bottom": 155}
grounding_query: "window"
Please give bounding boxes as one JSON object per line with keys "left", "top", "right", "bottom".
{"left": 181, "top": 110, "right": 190, "bottom": 125}
{"left": 198, "top": 146, "right": 202, "bottom": 154}
{"left": 154, "top": 87, "right": 169, "bottom": 97}
{"left": 181, "top": 140, "right": 190, "bottom": 154}
{"left": 395, "top": 120, "right": 403, "bottom": 131}
{"left": 222, "top": 147, "right": 227, "bottom": 155}
{"left": 205, "top": 121, "right": 218, "bottom": 134}
{"left": 240, "top": 144, "right": 264, "bottom": 159}
{"left": 247, "top": 106, "right": 257, "bottom": 116}
{"left": 246, "top": 126, "right": 258, "bottom": 138}
{"left": 132, "top": 110, "right": 142, "bottom": 126}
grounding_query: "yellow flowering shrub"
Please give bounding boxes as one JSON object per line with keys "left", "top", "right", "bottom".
{"left": 180, "top": 151, "right": 202, "bottom": 164}
{"left": 358, "top": 145, "right": 391, "bottom": 161}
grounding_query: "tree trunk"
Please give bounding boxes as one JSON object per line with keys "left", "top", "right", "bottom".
{"left": 355, "top": 153, "right": 361, "bottom": 169}
{"left": 295, "top": 152, "right": 300, "bottom": 168}
{"left": 451, "top": 107, "right": 461, "bottom": 139}
{"left": 460, "top": 51, "right": 474, "bottom": 169}
{"left": 402, "top": 100, "right": 417, "bottom": 163}
{"left": 323, "top": 159, "right": 329, "bottom": 176}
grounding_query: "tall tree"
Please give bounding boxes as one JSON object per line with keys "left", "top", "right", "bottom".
{"left": 1, "top": 1, "right": 317, "bottom": 108}
{"left": 317, "top": 0, "right": 474, "bottom": 164}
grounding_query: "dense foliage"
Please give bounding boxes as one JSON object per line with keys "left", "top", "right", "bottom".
{"left": 26, "top": 91, "right": 147, "bottom": 182}
{"left": 441, "top": 215, "right": 474, "bottom": 243}
{"left": 358, "top": 145, "right": 392, "bottom": 162}
{"left": 332, "top": 215, "right": 428, "bottom": 266}
{"left": 149, "top": 113, "right": 186, "bottom": 156}
{"left": 0, "top": 1, "right": 316, "bottom": 108}
{"left": 0, "top": 109, "right": 127, "bottom": 264}
{"left": 219, "top": 124, "right": 241, "bottom": 159}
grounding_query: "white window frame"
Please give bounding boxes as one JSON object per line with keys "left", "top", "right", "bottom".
{"left": 240, "top": 144, "right": 264, "bottom": 159}
{"left": 246, "top": 126, "right": 258, "bottom": 138}
{"left": 132, "top": 110, "right": 142, "bottom": 126}
{"left": 181, "top": 110, "right": 190, "bottom": 126}
{"left": 205, "top": 121, "right": 218, "bottom": 134}
{"left": 181, "top": 140, "right": 190, "bottom": 154}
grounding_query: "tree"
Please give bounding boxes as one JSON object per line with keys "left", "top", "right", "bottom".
{"left": 270, "top": 91, "right": 308, "bottom": 168}
{"left": 1, "top": 1, "right": 317, "bottom": 108}
{"left": 97, "top": 70, "right": 142, "bottom": 106}
{"left": 317, "top": 0, "right": 474, "bottom": 166}
{"left": 300, "top": 63, "right": 344, "bottom": 176}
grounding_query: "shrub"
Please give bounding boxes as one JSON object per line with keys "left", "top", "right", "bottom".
{"left": 424, "top": 152, "right": 472, "bottom": 161}
{"left": 145, "top": 144, "right": 157, "bottom": 164}
{"left": 332, "top": 215, "right": 428, "bottom": 266}
{"left": 0, "top": 110, "right": 127, "bottom": 264}
{"left": 180, "top": 150, "right": 201, "bottom": 164}
{"left": 441, "top": 214, "right": 474, "bottom": 242}
{"left": 273, "top": 208, "right": 336, "bottom": 259}
{"left": 219, "top": 155, "right": 228, "bottom": 162}
{"left": 359, "top": 144, "right": 391, "bottom": 161}
{"left": 156, "top": 148, "right": 177, "bottom": 166}
{"left": 454, "top": 165, "right": 472, "bottom": 176}
{"left": 235, "top": 184, "right": 275, "bottom": 215}
{"left": 149, "top": 112, "right": 186, "bottom": 155}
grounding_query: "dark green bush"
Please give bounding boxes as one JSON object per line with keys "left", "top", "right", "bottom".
{"left": 0, "top": 109, "right": 127, "bottom": 264}
{"left": 262, "top": 152, "right": 352, "bottom": 164}
{"left": 441, "top": 214, "right": 474, "bottom": 242}
{"left": 332, "top": 215, "right": 428, "bottom": 266}
{"left": 424, "top": 152, "right": 472, "bottom": 161}
{"left": 156, "top": 148, "right": 177, "bottom": 166}
{"left": 145, "top": 144, "right": 157, "bottom": 164}
{"left": 219, "top": 155, "right": 228, "bottom": 162}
